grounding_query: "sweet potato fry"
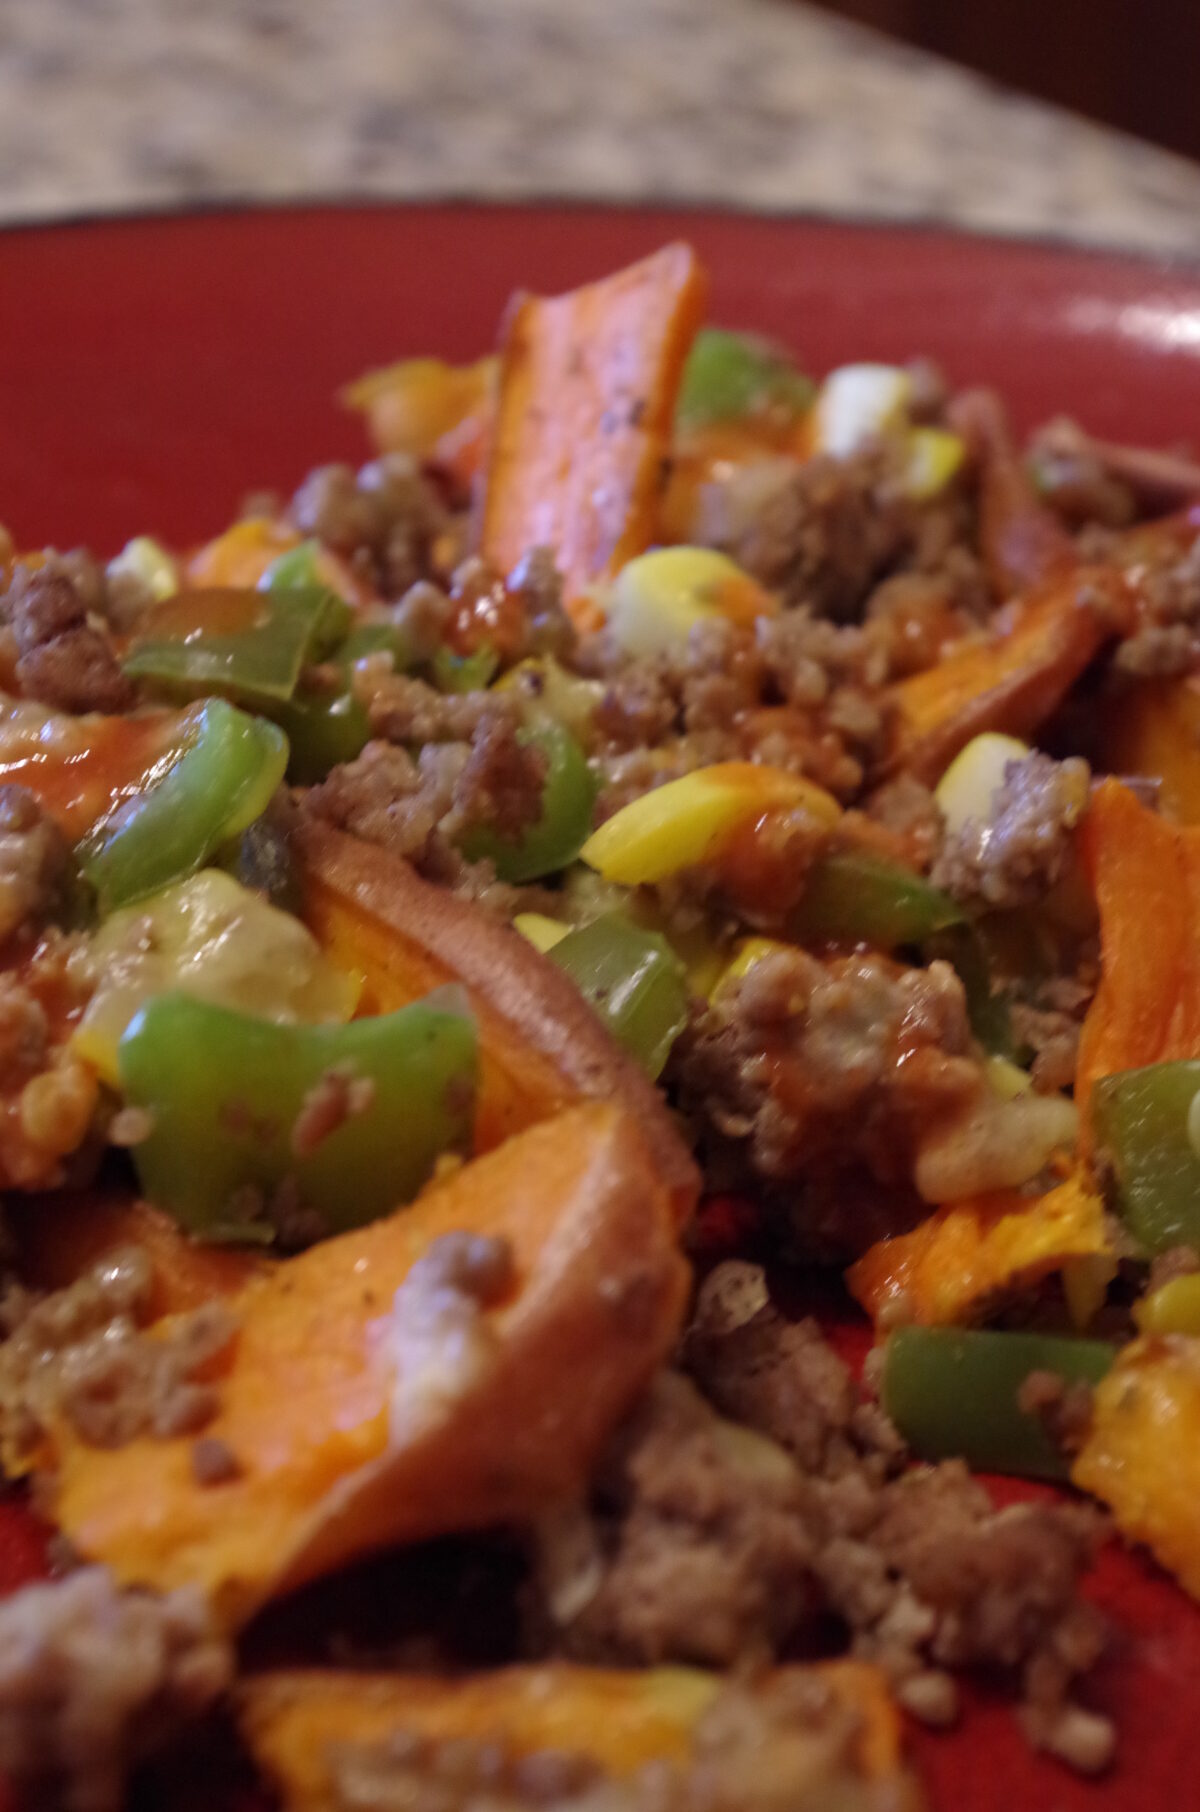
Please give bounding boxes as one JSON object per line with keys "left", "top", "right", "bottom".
{"left": 480, "top": 243, "right": 708, "bottom": 621}
{"left": 1076, "top": 779, "right": 1200, "bottom": 1114}
{"left": 950, "top": 389, "right": 1075, "bottom": 597}
{"left": 43, "top": 1103, "right": 690, "bottom": 1628}
{"left": 847, "top": 1171, "right": 1110, "bottom": 1329}
{"left": 1101, "top": 673, "right": 1200, "bottom": 825}
{"left": 884, "top": 563, "right": 1128, "bottom": 785}
{"left": 239, "top": 1660, "right": 922, "bottom": 1812}
{"left": 294, "top": 815, "right": 700, "bottom": 1217}
{"left": 1073, "top": 1334, "right": 1200, "bottom": 1600}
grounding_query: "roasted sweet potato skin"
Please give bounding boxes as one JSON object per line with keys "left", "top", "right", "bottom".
{"left": 43, "top": 1104, "right": 690, "bottom": 1629}
{"left": 294, "top": 814, "right": 700, "bottom": 1218}
{"left": 240, "top": 1660, "right": 921, "bottom": 1812}
{"left": 480, "top": 244, "right": 709, "bottom": 619}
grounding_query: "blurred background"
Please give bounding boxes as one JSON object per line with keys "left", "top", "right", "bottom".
{"left": 813, "top": 0, "right": 1200, "bottom": 162}
{"left": 2, "top": 0, "right": 1200, "bottom": 254}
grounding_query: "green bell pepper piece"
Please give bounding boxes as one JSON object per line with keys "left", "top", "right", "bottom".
{"left": 676, "top": 328, "right": 814, "bottom": 431}
{"left": 80, "top": 698, "right": 288, "bottom": 915}
{"left": 457, "top": 724, "right": 597, "bottom": 884}
{"left": 1091, "top": 1060, "right": 1200, "bottom": 1255}
{"left": 276, "top": 683, "right": 371, "bottom": 786}
{"left": 124, "top": 585, "right": 351, "bottom": 710}
{"left": 118, "top": 989, "right": 478, "bottom": 1239}
{"left": 549, "top": 912, "right": 689, "bottom": 1079}
{"left": 882, "top": 1326, "right": 1116, "bottom": 1483}
{"left": 259, "top": 540, "right": 323, "bottom": 591}
{"left": 924, "top": 924, "right": 1014, "bottom": 1058}
{"left": 791, "top": 849, "right": 963, "bottom": 950}
{"left": 432, "top": 644, "right": 500, "bottom": 695}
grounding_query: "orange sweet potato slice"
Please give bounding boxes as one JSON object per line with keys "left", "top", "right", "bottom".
{"left": 1100, "top": 672, "right": 1200, "bottom": 826}
{"left": 43, "top": 1103, "right": 690, "bottom": 1628}
{"left": 294, "top": 815, "right": 700, "bottom": 1218}
{"left": 1073, "top": 1334, "right": 1200, "bottom": 1601}
{"left": 1076, "top": 778, "right": 1200, "bottom": 1118}
{"left": 480, "top": 243, "right": 708, "bottom": 620}
{"left": 847, "top": 1171, "right": 1110, "bottom": 1329}
{"left": 239, "top": 1660, "right": 922, "bottom": 1812}
{"left": 884, "top": 563, "right": 1128, "bottom": 785}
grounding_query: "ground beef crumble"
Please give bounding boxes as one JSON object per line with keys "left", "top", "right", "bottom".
{"left": 0, "top": 1566, "right": 232, "bottom": 1812}
{"left": 931, "top": 752, "right": 1090, "bottom": 911}
{"left": 289, "top": 456, "right": 449, "bottom": 598}
{"left": 672, "top": 949, "right": 980, "bottom": 1209}
{"left": 534, "top": 1264, "right": 1110, "bottom": 1772}
{"left": 0, "top": 1247, "right": 237, "bottom": 1465}
{"left": 0, "top": 785, "right": 70, "bottom": 946}
{"left": 2, "top": 568, "right": 133, "bottom": 716}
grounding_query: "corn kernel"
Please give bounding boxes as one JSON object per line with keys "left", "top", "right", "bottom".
{"left": 605, "top": 547, "right": 775, "bottom": 658}
{"left": 514, "top": 912, "right": 572, "bottom": 953}
{"left": 106, "top": 535, "right": 180, "bottom": 604}
{"left": 934, "top": 732, "right": 1031, "bottom": 837}
{"left": 813, "top": 363, "right": 912, "bottom": 459}
{"left": 1136, "top": 1271, "right": 1200, "bottom": 1337}
{"left": 581, "top": 763, "right": 840, "bottom": 887}
{"left": 902, "top": 427, "right": 966, "bottom": 501}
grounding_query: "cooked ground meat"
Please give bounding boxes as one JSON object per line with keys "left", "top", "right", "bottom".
{"left": 0, "top": 785, "right": 69, "bottom": 946}
{"left": 1108, "top": 536, "right": 1200, "bottom": 680}
{"left": 1027, "top": 418, "right": 1138, "bottom": 530}
{"left": 672, "top": 949, "right": 980, "bottom": 1210}
{"left": 0, "top": 1247, "right": 237, "bottom": 1465}
{"left": 290, "top": 1064, "right": 377, "bottom": 1159}
{"left": 0, "top": 933, "right": 99, "bottom": 1192}
{"left": 931, "top": 752, "right": 1090, "bottom": 911}
{"left": 691, "top": 444, "right": 983, "bottom": 626}
{"left": 864, "top": 772, "right": 944, "bottom": 869}
{"left": 583, "top": 608, "right": 894, "bottom": 810}
{"left": 1016, "top": 1370, "right": 1095, "bottom": 1459}
{"left": 326, "top": 1669, "right": 887, "bottom": 1812}
{"left": 1146, "top": 1244, "right": 1200, "bottom": 1293}
{"left": 305, "top": 689, "right": 549, "bottom": 916}
{"left": 289, "top": 455, "right": 448, "bottom": 597}
{"left": 1008, "top": 957, "right": 1097, "bottom": 1096}
{"left": 3, "top": 568, "right": 134, "bottom": 716}
{"left": 538, "top": 1283, "right": 1109, "bottom": 1768}
{"left": 0, "top": 1566, "right": 232, "bottom": 1812}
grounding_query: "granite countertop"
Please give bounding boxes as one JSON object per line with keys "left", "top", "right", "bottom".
{"left": 5, "top": 0, "right": 1200, "bottom": 256}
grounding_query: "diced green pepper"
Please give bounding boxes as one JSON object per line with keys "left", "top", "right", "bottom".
{"left": 124, "top": 586, "right": 351, "bottom": 711}
{"left": 259, "top": 540, "right": 323, "bottom": 592}
{"left": 882, "top": 1326, "right": 1116, "bottom": 1483}
{"left": 275, "top": 683, "right": 372, "bottom": 786}
{"left": 790, "top": 849, "right": 963, "bottom": 949}
{"left": 548, "top": 912, "right": 689, "bottom": 1079}
{"left": 676, "top": 328, "right": 814, "bottom": 431}
{"left": 457, "top": 724, "right": 597, "bottom": 884}
{"left": 118, "top": 990, "right": 478, "bottom": 1239}
{"left": 924, "top": 924, "right": 1014, "bottom": 1057}
{"left": 79, "top": 699, "right": 288, "bottom": 915}
{"left": 1091, "top": 1060, "right": 1200, "bottom": 1255}
{"left": 432, "top": 644, "right": 500, "bottom": 694}
{"left": 341, "top": 622, "right": 414, "bottom": 668}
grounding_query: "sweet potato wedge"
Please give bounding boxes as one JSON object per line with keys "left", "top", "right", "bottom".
{"left": 1076, "top": 778, "right": 1200, "bottom": 1116}
{"left": 847, "top": 1171, "right": 1110, "bottom": 1329}
{"left": 950, "top": 389, "right": 1075, "bottom": 598}
{"left": 1073, "top": 1334, "right": 1200, "bottom": 1601}
{"left": 480, "top": 244, "right": 708, "bottom": 620}
{"left": 1100, "top": 672, "right": 1200, "bottom": 825}
{"left": 44, "top": 1103, "right": 690, "bottom": 1628}
{"left": 240, "top": 1660, "right": 922, "bottom": 1812}
{"left": 293, "top": 814, "right": 700, "bottom": 1218}
{"left": 884, "top": 563, "right": 1128, "bottom": 785}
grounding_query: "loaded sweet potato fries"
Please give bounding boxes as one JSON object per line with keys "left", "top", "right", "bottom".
{"left": 3, "top": 243, "right": 1200, "bottom": 1809}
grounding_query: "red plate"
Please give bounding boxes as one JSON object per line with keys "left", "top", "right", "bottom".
{"left": 3, "top": 203, "right": 1200, "bottom": 1809}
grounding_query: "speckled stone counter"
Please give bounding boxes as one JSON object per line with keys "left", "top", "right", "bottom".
{"left": 5, "top": 0, "right": 1200, "bottom": 255}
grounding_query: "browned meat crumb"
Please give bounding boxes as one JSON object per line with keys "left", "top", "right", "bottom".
{"left": 1028, "top": 418, "right": 1138, "bottom": 529}
{"left": 0, "top": 1248, "right": 237, "bottom": 1464}
{"left": 290, "top": 1064, "right": 377, "bottom": 1159}
{"left": 326, "top": 1669, "right": 887, "bottom": 1812}
{"left": 3, "top": 569, "right": 133, "bottom": 715}
{"left": 864, "top": 773, "right": 944, "bottom": 869}
{"left": 692, "top": 443, "right": 981, "bottom": 625}
{"left": 684, "top": 1261, "right": 904, "bottom": 1477}
{"left": 0, "top": 786, "right": 70, "bottom": 946}
{"left": 931, "top": 752, "right": 1090, "bottom": 911}
{"left": 1109, "top": 537, "right": 1200, "bottom": 680}
{"left": 672, "top": 949, "right": 979, "bottom": 1205}
{"left": 290, "top": 455, "right": 447, "bottom": 596}
{"left": 538, "top": 1293, "right": 1108, "bottom": 1767}
{"left": 0, "top": 1566, "right": 232, "bottom": 1812}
